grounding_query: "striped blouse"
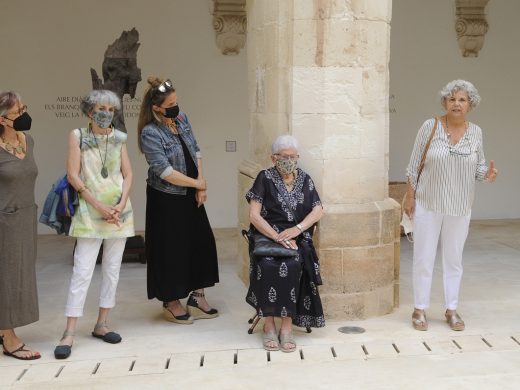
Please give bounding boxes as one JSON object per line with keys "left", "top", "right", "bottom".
{"left": 406, "top": 118, "right": 488, "bottom": 217}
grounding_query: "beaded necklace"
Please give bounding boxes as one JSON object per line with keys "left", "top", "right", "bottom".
{"left": 0, "top": 132, "right": 25, "bottom": 156}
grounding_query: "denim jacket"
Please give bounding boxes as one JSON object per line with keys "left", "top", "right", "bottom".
{"left": 140, "top": 112, "right": 202, "bottom": 195}
{"left": 39, "top": 175, "right": 73, "bottom": 235}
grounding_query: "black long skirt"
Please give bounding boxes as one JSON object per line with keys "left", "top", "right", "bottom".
{"left": 146, "top": 185, "right": 219, "bottom": 302}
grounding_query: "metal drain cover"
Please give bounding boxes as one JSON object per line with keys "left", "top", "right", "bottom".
{"left": 338, "top": 326, "right": 365, "bottom": 334}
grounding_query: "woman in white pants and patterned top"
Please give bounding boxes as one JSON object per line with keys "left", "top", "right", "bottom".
{"left": 404, "top": 80, "right": 498, "bottom": 331}
{"left": 54, "top": 90, "right": 134, "bottom": 359}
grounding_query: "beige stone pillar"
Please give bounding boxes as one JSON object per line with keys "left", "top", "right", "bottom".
{"left": 239, "top": 0, "right": 400, "bottom": 320}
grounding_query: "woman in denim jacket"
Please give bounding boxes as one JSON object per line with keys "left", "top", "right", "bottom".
{"left": 137, "top": 76, "right": 219, "bottom": 324}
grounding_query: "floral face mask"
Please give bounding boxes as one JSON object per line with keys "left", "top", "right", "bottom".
{"left": 275, "top": 157, "right": 297, "bottom": 175}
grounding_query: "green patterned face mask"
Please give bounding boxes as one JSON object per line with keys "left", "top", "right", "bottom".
{"left": 275, "top": 157, "right": 297, "bottom": 175}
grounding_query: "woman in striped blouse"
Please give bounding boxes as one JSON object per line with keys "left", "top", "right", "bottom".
{"left": 404, "top": 80, "right": 498, "bottom": 331}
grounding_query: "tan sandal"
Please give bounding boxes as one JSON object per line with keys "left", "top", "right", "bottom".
{"left": 445, "top": 311, "right": 465, "bottom": 331}
{"left": 263, "top": 330, "right": 279, "bottom": 351}
{"left": 412, "top": 310, "right": 428, "bottom": 331}
{"left": 279, "top": 332, "right": 296, "bottom": 353}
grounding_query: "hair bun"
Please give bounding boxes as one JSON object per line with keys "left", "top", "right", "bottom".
{"left": 147, "top": 76, "right": 163, "bottom": 88}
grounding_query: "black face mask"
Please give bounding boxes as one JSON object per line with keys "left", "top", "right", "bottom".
{"left": 163, "top": 105, "right": 180, "bottom": 119}
{"left": 5, "top": 112, "right": 32, "bottom": 131}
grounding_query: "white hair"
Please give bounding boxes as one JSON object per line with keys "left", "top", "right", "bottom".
{"left": 439, "top": 79, "right": 481, "bottom": 108}
{"left": 80, "top": 89, "right": 121, "bottom": 115}
{"left": 271, "top": 135, "right": 299, "bottom": 154}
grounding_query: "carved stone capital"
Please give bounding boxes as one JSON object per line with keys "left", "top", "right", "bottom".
{"left": 212, "top": 0, "right": 246, "bottom": 55}
{"left": 455, "top": 0, "right": 490, "bottom": 57}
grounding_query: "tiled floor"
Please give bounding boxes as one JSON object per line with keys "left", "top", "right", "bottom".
{"left": 1, "top": 220, "right": 520, "bottom": 389}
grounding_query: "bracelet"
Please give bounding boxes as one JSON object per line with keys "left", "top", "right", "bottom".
{"left": 78, "top": 186, "right": 88, "bottom": 194}
{"left": 296, "top": 223, "right": 304, "bottom": 233}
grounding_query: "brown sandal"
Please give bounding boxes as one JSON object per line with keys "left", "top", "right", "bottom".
{"left": 445, "top": 311, "right": 465, "bottom": 331}
{"left": 3, "top": 343, "right": 41, "bottom": 361}
{"left": 412, "top": 310, "right": 428, "bottom": 331}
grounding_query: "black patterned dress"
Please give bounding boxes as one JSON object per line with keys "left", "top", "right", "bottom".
{"left": 245, "top": 167, "right": 325, "bottom": 328}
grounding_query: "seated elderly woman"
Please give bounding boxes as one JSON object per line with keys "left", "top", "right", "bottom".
{"left": 245, "top": 135, "right": 325, "bottom": 352}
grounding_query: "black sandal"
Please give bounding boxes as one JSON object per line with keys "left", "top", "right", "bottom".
{"left": 187, "top": 291, "right": 218, "bottom": 319}
{"left": 4, "top": 343, "right": 41, "bottom": 361}
{"left": 54, "top": 330, "right": 74, "bottom": 359}
{"left": 91, "top": 322, "right": 122, "bottom": 344}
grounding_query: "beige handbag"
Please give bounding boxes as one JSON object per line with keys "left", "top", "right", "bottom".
{"left": 401, "top": 117, "right": 439, "bottom": 241}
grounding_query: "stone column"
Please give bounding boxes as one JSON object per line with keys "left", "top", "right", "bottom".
{"left": 239, "top": 0, "right": 400, "bottom": 320}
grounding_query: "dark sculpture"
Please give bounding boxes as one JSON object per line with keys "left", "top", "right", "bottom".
{"left": 91, "top": 28, "right": 141, "bottom": 132}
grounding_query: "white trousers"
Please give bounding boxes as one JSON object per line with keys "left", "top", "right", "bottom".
{"left": 65, "top": 237, "right": 126, "bottom": 317}
{"left": 413, "top": 202, "right": 471, "bottom": 310}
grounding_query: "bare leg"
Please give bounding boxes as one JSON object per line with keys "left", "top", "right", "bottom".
{"left": 279, "top": 317, "right": 296, "bottom": 350}
{"left": 263, "top": 316, "right": 278, "bottom": 349}
{"left": 192, "top": 288, "right": 213, "bottom": 312}
{"left": 92, "top": 308, "right": 113, "bottom": 336}
{"left": 167, "top": 300, "right": 189, "bottom": 316}
{"left": 1, "top": 328, "right": 40, "bottom": 359}
{"left": 59, "top": 317, "right": 78, "bottom": 346}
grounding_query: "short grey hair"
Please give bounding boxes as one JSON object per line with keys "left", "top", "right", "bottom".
{"left": 271, "top": 135, "right": 299, "bottom": 154}
{"left": 439, "top": 79, "right": 481, "bottom": 108}
{"left": 0, "top": 90, "right": 21, "bottom": 117}
{"left": 80, "top": 90, "right": 121, "bottom": 115}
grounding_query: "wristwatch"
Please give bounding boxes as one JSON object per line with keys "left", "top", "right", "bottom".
{"left": 296, "top": 223, "right": 304, "bottom": 233}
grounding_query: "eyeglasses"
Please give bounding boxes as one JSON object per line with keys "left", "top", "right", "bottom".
{"left": 274, "top": 153, "right": 299, "bottom": 161}
{"left": 155, "top": 79, "right": 174, "bottom": 93}
{"left": 3, "top": 104, "right": 27, "bottom": 118}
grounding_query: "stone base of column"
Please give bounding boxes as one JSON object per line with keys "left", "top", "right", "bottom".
{"left": 237, "top": 160, "right": 401, "bottom": 320}
{"left": 317, "top": 200, "right": 401, "bottom": 319}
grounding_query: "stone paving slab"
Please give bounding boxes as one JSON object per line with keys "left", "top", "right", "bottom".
{"left": 166, "top": 352, "right": 202, "bottom": 372}
{"left": 93, "top": 356, "right": 135, "bottom": 378}
{"left": 54, "top": 359, "right": 98, "bottom": 381}
{"left": 482, "top": 334, "right": 520, "bottom": 350}
{"left": 202, "top": 350, "right": 237, "bottom": 368}
{"left": 16, "top": 362, "right": 63, "bottom": 384}
{"left": 450, "top": 334, "right": 493, "bottom": 353}
{"left": 362, "top": 340, "right": 399, "bottom": 358}
{"left": 130, "top": 353, "right": 170, "bottom": 375}
{"left": 0, "top": 365, "right": 30, "bottom": 386}
{"left": 235, "top": 348, "right": 268, "bottom": 367}
{"left": 268, "top": 349, "right": 303, "bottom": 364}
{"left": 423, "top": 338, "right": 462, "bottom": 355}
{"left": 392, "top": 338, "right": 432, "bottom": 356}
{"left": 510, "top": 334, "right": 520, "bottom": 346}
{"left": 331, "top": 342, "right": 366, "bottom": 361}
{"left": 300, "top": 344, "right": 335, "bottom": 362}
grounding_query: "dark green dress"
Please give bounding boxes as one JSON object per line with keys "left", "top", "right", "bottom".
{"left": 0, "top": 134, "right": 39, "bottom": 329}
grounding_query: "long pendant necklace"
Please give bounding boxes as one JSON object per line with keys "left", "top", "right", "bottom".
{"left": 1, "top": 133, "right": 25, "bottom": 155}
{"left": 91, "top": 125, "right": 110, "bottom": 178}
